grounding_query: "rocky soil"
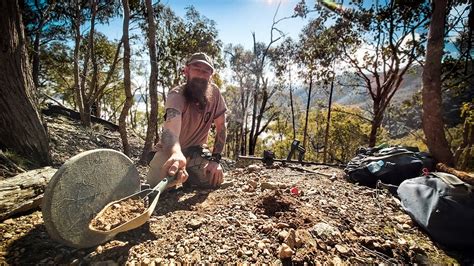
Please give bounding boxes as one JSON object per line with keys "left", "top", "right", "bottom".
{"left": 91, "top": 198, "right": 148, "bottom": 232}
{"left": 1, "top": 115, "right": 473, "bottom": 264}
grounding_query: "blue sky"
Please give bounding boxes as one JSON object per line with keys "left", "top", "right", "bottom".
{"left": 97, "top": 0, "right": 314, "bottom": 50}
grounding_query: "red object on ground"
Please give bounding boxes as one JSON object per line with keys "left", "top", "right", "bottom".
{"left": 290, "top": 187, "right": 299, "bottom": 196}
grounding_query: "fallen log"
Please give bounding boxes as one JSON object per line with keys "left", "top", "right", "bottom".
{"left": 42, "top": 104, "right": 119, "bottom": 131}
{"left": 0, "top": 167, "right": 57, "bottom": 221}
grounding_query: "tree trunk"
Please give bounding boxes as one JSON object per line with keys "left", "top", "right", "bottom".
{"left": 119, "top": 0, "right": 133, "bottom": 156}
{"left": 248, "top": 81, "right": 259, "bottom": 156}
{"left": 72, "top": 1, "right": 84, "bottom": 119}
{"left": 289, "top": 69, "right": 296, "bottom": 140}
{"left": 140, "top": 0, "right": 159, "bottom": 164}
{"left": 323, "top": 74, "right": 335, "bottom": 163}
{"left": 32, "top": 23, "right": 42, "bottom": 90}
{"left": 302, "top": 75, "right": 313, "bottom": 150}
{"left": 422, "top": 0, "right": 454, "bottom": 166}
{"left": 0, "top": 0, "right": 50, "bottom": 166}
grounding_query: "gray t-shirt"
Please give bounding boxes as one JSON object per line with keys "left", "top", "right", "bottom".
{"left": 164, "top": 83, "right": 227, "bottom": 149}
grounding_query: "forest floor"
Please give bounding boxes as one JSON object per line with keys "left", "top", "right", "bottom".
{"left": 1, "top": 115, "right": 473, "bottom": 264}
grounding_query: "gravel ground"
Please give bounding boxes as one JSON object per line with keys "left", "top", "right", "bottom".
{"left": 1, "top": 115, "right": 473, "bottom": 264}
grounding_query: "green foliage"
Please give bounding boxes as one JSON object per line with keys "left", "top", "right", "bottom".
{"left": 149, "top": 4, "right": 223, "bottom": 90}
{"left": 259, "top": 104, "right": 372, "bottom": 163}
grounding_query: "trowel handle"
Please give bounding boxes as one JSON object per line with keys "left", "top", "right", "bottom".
{"left": 154, "top": 174, "right": 177, "bottom": 194}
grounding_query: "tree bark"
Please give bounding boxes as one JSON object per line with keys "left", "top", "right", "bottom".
{"left": 289, "top": 68, "right": 296, "bottom": 140}
{"left": 0, "top": 0, "right": 50, "bottom": 166}
{"left": 323, "top": 73, "right": 335, "bottom": 163}
{"left": 119, "top": 0, "right": 133, "bottom": 156}
{"left": 302, "top": 75, "right": 313, "bottom": 150}
{"left": 72, "top": 0, "right": 84, "bottom": 116}
{"left": 32, "top": 22, "right": 43, "bottom": 90}
{"left": 422, "top": 0, "right": 454, "bottom": 166}
{"left": 140, "top": 0, "right": 159, "bottom": 164}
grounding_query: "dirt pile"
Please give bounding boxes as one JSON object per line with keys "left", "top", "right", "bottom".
{"left": 90, "top": 198, "right": 148, "bottom": 231}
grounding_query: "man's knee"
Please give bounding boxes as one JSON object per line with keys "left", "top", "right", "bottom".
{"left": 184, "top": 147, "right": 213, "bottom": 188}
{"left": 146, "top": 149, "right": 168, "bottom": 187}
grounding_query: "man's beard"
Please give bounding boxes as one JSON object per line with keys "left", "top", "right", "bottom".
{"left": 184, "top": 78, "right": 212, "bottom": 109}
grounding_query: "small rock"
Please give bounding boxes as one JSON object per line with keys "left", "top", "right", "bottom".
{"left": 402, "top": 223, "right": 411, "bottom": 229}
{"left": 257, "top": 241, "right": 266, "bottom": 249}
{"left": 261, "top": 181, "right": 278, "bottom": 190}
{"left": 3, "top": 219, "right": 15, "bottom": 225}
{"left": 332, "top": 256, "right": 343, "bottom": 265}
{"left": 261, "top": 223, "right": 273, "bottom": 233}
{"left": 248, "top": 212, "right": 257, "bottom": 219}
{"left": 217, "top": 249, "right": 227, "bottom": 254}
{"left": 247, "top": 164, "right": 261, "bottom": 172}
{"left": 398, "top": 238, "right": 407, "bottom": 245}
{"left": 312, "top": 222, "right": 341, "bottom": 241}
{"left": 296, "top": 229, "right": 318, "bottom": 248}
{"left": 248, "top": 180, "right": 258, "bottom": 189}
{"left": 276, "top": 222, "right": 290, "bottom": 229}
{"left": 284, "top": 229, "right": 297, "bottom": 249}
{"left": 186, "top": 219, "right": 203, "bottom": 230}
{"left": 177, "top": 246, "right": 185, "bottom": 256}
{"left": 220, "top": 181, "right": 234, "bottom": 189}
{"left": 237, "top": 249, "right": 243, "bottom": 257}
{"left": 3, "top": 233, "right": 13, "bottom": 239}
{"left": 188, "top": 236, "right": 200, "bottom": 243}
{"left": 335, "top": 244, "right": 350, "bottom": 254}
{"left": 278, "top": 230, "right": 289, "bottom": 240}
{"left": 242, "top": 185, "right": 254, "bottom": 192}
{"left": 278, "top": 243, "right": 294, "bottom": 259}
{"left": 96, "top": 246, "right": 103, "bottom": 253}
{"left": 168, "top": 252, "right": 176, "bottom": 257}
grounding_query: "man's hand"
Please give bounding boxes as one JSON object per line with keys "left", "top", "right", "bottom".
{"left": 162, "top": 152, "right": 188, "bottom": 185}
{"left": 205, "top": 161, "right": 224, "bottom": 187}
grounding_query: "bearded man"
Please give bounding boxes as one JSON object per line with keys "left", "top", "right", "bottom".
{"left": 147, "top": 52, "right": 227, "bottom": 189}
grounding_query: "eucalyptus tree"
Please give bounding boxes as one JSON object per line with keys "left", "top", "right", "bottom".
{"left": 295, "top": 17, "right": 341, "bottom": 154}
{"left": 271, "top": 38, "right": 298, "bottom": 140}
{"left": 119, "top": 0, "right": 133, "bottom": 156}
{"left": 297, "top": 0, "right": 430, "bottom": 147}
{"left": 224, "top": 44, "right": 255, "bottom": 156}
{"left": 153, "top": 4, "right": 223, "bottom": 98}
{"left": 140, "top": 0, "right": 159, "bottom": 164}
{"left": 0, "top": 0, "right": 50, "bottom": 165}
{"left": 341, "top": 1, "right": 430, "bottom": 147}
{"left": 246, "top": 5, "right": 297, "bottom": 155}
{"left": 22, "top": 0, "right": 68, "bottom": 91}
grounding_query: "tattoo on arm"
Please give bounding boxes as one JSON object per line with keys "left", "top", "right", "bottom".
{"left": 162, "top": 128, "right": 178, "bottom": 150}
{"left": 214, "top": 126, "right": 227, "bottom": 154}
{"left": 165, "top": 108, "right": 181, "bottom": 121}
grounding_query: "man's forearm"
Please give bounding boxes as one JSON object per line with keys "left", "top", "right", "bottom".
{"left": 162, "top": 128, "right": 181, "bottom": 154}
{"left": 213, "top": 125, "right": 227, "bottom": 154}
{"left": 162, "top": 107, "right": 182, "bottom": 154}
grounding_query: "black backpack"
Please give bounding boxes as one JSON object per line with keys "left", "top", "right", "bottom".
{"left": 344, "top": 146, "right": 436, "bottom": 187}
{"left": 397, "top": 172, "right": 474, "bottom": 249}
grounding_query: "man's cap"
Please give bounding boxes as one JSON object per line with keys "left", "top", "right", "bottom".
{"left": 186, "top": 52, "right": 214, "bottom": 72}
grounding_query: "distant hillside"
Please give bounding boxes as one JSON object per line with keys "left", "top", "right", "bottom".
{"left": 291, "top": 65, "right": 422, "bottom": 109}
{"left": 310, "top": 65, "right": 423, "bottom": 108}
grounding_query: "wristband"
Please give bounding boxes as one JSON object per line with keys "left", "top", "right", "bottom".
{"left": 209, "top": 153, "right": 222, "bottom": 163}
